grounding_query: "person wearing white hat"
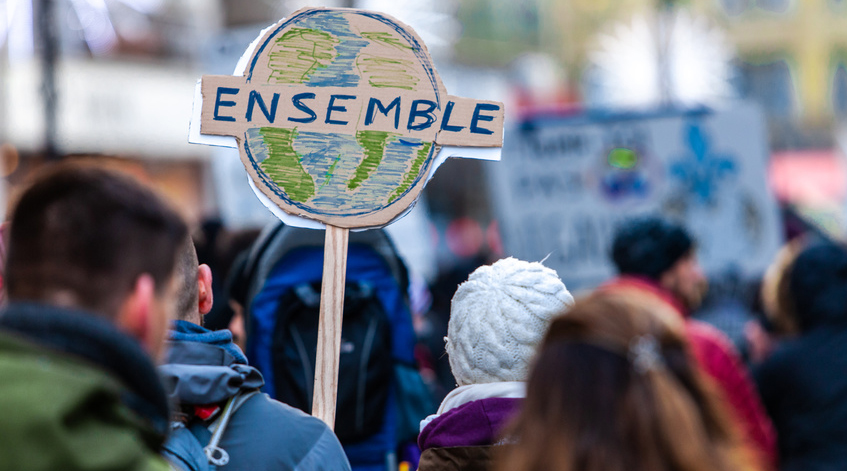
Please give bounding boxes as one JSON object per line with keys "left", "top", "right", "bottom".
{"left": 417, "top": 257, "right": 574, "bottom": 471}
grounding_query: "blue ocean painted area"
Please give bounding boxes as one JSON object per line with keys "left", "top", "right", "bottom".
{"left": 245, "top": 125, "right": 432, "bottom": 216}
{"left": 308, "top": 135, "right": 428, "bottom": 212}
{"left": 294, "top": 131, "right": 362, "bottom": 200}
{"left": 245, "top": 128, "right": 271, "bottom": 163}
{"left": 291, "top": 12, "right": 368, "bottom": 88}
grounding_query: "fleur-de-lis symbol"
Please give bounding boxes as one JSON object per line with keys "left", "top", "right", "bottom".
{"left": 670, "top": 123, "right": 737, "bottom": 206}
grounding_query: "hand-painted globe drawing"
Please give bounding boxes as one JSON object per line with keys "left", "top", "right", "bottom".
{"left": 240, "top": 9, "right": 443, "bottom": 227}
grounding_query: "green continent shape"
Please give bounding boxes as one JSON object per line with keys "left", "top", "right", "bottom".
{"left": 357, "top": 32, "right": 418, "bottom": 89}
{"left": 267, "top": 28, "right": 338, "bottom": 84}
{"left": 360, "top": 32, "right": 413, "bottom": 51}
{"left": 258, "top": 127, "right": 315, "bottom": 203}
{"left": 356, "top": 55, "right": 420, "bottom": 90}
{"left": 349, "top": 130, "right": 397, "bottom": 190}
{"left": 319, "top": 154, "right": 342, "bottom": 191}
{"left": 389, "top": 142, "right": 432, "bottom": 203}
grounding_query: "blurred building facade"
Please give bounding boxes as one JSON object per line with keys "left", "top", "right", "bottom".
{"left": 454, "top": 0, "right": 847, "bottom": 148}
{"left": 453, "top": 0, "right": 847, "bottom": 237}
{"left": 0, "top": 0, "right": 219, "bottom": 224}
{"left": 4, "top": 0, "right": 847, "bottom": 262}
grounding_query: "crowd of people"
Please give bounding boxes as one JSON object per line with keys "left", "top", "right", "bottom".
{"left": 0, "top": 162, "right": 845, "bottom": 471}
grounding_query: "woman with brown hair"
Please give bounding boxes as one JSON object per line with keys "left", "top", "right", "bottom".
{"left": 497, "top": 291, "right": 755, "bottom": 471}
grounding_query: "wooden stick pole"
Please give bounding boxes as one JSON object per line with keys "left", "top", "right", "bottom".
{"left": 312, "top": 224, "right": 349, "bottom": 429}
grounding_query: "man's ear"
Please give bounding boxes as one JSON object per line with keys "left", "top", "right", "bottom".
{"left": 198, "top": 263, "right": 214, "bottom": 316}
{"left": 116, "top": 274, "right": 155, "bottom": 352}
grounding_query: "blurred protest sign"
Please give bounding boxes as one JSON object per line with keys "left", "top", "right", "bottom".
{"left": 490, "top": 104, "right": 781, "bottom": 292}
{"left": 190, "top": 7, "right": 504, "bottom": 428}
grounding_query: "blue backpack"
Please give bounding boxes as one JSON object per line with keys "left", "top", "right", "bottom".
{"left": 239, "top": 223, "right": 433, "bottom": 470}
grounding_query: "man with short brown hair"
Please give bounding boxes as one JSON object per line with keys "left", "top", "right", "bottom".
{"left": 0, "top": 164, "right": 187, "bottom": 471}
{"left": 160, "top": 236, "right": 351, "bottom": 471}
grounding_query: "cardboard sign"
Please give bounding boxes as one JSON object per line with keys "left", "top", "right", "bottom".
{"left": 192, "top": 7, "right": 505, "bottom": 431}
{"left": 489, "top": 104, "right": 782, "bottom": 292}
{"left": 198, "top": 7, "right": 504, "bottom": 228}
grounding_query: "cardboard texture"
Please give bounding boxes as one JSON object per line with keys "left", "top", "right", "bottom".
{"left": 198, "top": 7, "right": 505, "bottom": 228}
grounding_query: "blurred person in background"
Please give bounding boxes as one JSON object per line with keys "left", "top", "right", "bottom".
{"left": 417, "top": 257, "right": 574, "bottom": 471}
{"left": 496, "top": 291, "right": 754, "bottom": 471}
{"left": 414, "top": 256, "right": 493, "bottom": 402}
{"left": 159, "top": 236, "right": 350, "bottom": 471}
{"left": 604, "top": 216, "right": 776, "bottom": 469}
{"left": 0, "top": 164, "right": 187, "bottom": 471}
{"left": 746, "top": 239, "right": 807, "bottom": 364}
{"left": 754, "top": 241, "right": 847, "bottom": 471}
{"left": 194, "top": 225, "right": 262, "bottom": 352}
{"left": 194, "top": 221, "right": 261, "bottom": 335}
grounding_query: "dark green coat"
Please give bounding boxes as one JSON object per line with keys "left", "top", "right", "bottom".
{"left": 0, "top": 304, "right": 172, "bottom": 471}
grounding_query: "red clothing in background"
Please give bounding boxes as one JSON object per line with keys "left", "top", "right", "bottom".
{"left": 603, "top": 276, "right": 777, "bottom": 471}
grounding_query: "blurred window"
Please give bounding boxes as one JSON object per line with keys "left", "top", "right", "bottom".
{"left": 719, "top": 0, "right": 749, "bottom": 16}
{"left": 830, "top": 0, "right": 847, "bottom": 15}
{"left": 720, "top": 0, "right": 793, "bottom": 15}
{"left": 454, "top": 0, "right": 541, "bottom": 65}
{"left": 756, "top": 0, "right": 792, "bottom": 14}
{"left": 740, "top": 60, "right": 796, "bottom": 118}
{"left": 832, "top": 63, "right": 847, "bottom": 118}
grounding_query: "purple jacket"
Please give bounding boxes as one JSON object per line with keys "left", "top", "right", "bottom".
{"left": 417, "top": 397, "right": 521, "bottom": 471}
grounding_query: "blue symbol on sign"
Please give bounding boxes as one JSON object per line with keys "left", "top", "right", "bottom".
{"left": 670, "top": 123, "right": 737, "bottom": 206}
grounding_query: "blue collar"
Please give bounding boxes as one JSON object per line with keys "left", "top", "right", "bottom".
{"left": 168, "top": 320, "right": 249, "bottom": 365}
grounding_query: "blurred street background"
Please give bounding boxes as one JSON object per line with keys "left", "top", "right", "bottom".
{"left": 2, "top": 0, "right": 845, "bottom": 365}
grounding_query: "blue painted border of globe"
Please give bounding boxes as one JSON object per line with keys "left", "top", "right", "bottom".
{"left": 241, "top": 8, "right": 442, "bottom": 220}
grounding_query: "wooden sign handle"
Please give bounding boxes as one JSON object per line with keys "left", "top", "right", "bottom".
{"left": 312, "top": 224, "right": 349, "bottom": 429}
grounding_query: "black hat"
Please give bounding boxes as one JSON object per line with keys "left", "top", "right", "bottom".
{"left": 789, "top": 241, "right": 847, "bottom": 331}
{"left": 611, "top": 217, "right": 694, "bottom": 280}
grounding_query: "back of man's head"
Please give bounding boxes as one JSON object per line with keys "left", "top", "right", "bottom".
{"left": 6, "top": 164, "right": 187, "bottom": 319}
{"left": 611, "top": 216, "right": 694, "bottom": 281}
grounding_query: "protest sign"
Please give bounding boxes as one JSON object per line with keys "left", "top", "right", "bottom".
{"left": 490, "top": 104, "right": 781, "bottom": 292}
{"left": 192, "top": 7, "right": 504, "bottom": 428}
{"left": 197, "top": 7, "right": 503, "bottom": 229}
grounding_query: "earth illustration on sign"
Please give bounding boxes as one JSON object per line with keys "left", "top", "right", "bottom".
{"left": 199, "top": 8, "right": 504, "bottom": 228}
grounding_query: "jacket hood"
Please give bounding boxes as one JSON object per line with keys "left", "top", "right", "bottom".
{"left": 159, "top": 321, "right": 264, "bottom": 405}
{"left": 0, "top": 302, "right": 171, "bottom": 440}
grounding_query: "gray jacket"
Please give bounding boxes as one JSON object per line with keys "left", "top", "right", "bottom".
{"left": 159, "top": 322, "right": 351, "bottom": 471}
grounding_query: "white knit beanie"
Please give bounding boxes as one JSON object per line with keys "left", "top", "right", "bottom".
{"left": 446, "top": 257, "right": 575, "bottom": 386}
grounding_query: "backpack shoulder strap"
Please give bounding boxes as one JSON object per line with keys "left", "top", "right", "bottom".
{"left": 166, "top": 389, "right": 261, "bottom": 471}
{"left": 210, "top": 389, "right": 260, "bottom": 430}
{"left": 202, "top": 389, "right": 261, "bottom": 467}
